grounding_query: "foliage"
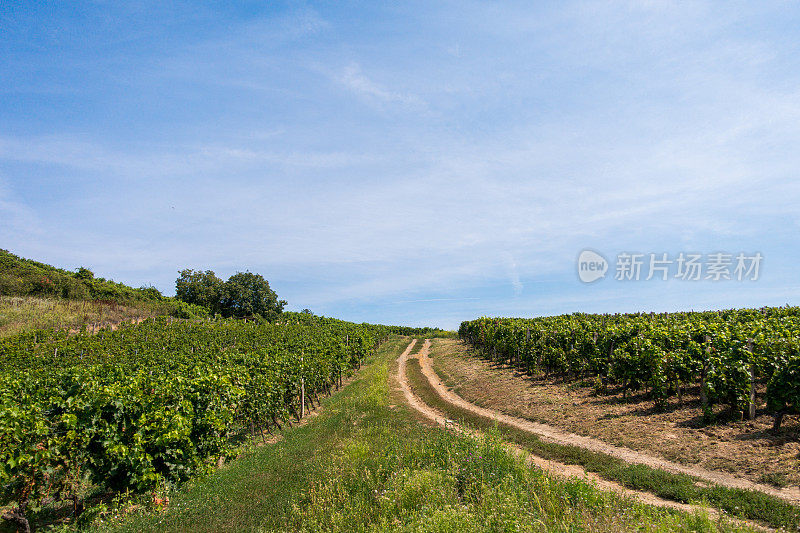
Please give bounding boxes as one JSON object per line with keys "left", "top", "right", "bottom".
{"left": 0, "top": 249, "right": 165, "bottom": 304}
{"left": 0, "top": 315, "right": 390, "bottom": 530}
{"left": 409, "top": 352, "right": 800, "bottom": 530}
{"left": 175, "top": 270, "right": 286, "bottom": 321}
{"left": 174, "top": 270, "right": 224, "bottom": 315}
{"left": 386, "top": 325, "right": 457, "bottom": 338}
{"left": 277, "top": 312, "right": 455, "bottom": 338}
{"left": 219, "top": 271, "right": 286, "bottom": 320}
{"left": 169, "top": 300, "right": 211, "bottom": 320}
{"left": 107, "top": 337, "right": 746, "bottom": 533}
{"left": 75, "top": 267, "right": 95, "bottom": 281}
{"left": 136, "top": 285, "right": 163, "bottom": 301}
{"left": 459, "top": 307, "right": 800, "bottom": 422}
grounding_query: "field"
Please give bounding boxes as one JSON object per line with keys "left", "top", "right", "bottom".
{"left": 94, "top": 338, "right": 758, "bottom": 532}
{"left": 404, "top": 339, "right": 800, "bottom": 530}
{"left": 2, "top": 295, "right": 799, "bottom": 531}
{"left": 0, "top": 314, "right": 392, "bottom": 531}
{"left": 459, "top": 311, "right": 800, "bottom": 430}
{"left": 7, "top": 3, "right": 800, "bottom": 531}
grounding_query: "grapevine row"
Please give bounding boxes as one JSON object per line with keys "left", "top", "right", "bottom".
{"left": 0, "top": 314, "right": 392, "bottom": 529}
{"left": 459, "top": 307, "right": 800, "bottom": 426}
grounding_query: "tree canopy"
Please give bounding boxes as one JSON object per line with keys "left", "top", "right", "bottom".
{"left": 175, "top": 269, "right": 224, "bottom": 314}
{"left": 175, "top": 269, "right": 286, "bottom": 320}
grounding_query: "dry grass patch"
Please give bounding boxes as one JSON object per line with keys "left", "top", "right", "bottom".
{"left": 0, "top": 296, "right": 174, "bottom": 337}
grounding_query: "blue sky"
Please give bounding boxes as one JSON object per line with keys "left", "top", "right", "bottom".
{"left": 2, "top": 1, "right": 800, "bottom": 329}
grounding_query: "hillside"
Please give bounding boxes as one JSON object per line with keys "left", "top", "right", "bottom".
{"left": 0, "top": 250, "right": 206, "bottom": 336}
{"left": 0, "top": 249, "right": 163, "bottom": 303}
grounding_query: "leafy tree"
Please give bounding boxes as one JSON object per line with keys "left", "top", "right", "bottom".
{"left": 175, "top": 269, "right": 224, "bottom": 314}
{"left": 301, "top": 308, "right": 314, "bottom": 315}
{"left": 219, "top": 271, "right": 286, "bottom": 320}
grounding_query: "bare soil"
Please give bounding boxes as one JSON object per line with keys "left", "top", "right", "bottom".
{"left": 430, "top": 338, "right": 800, "bottom": 495}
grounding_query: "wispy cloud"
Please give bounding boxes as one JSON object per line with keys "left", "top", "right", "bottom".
{"left": 2, "top": 2, "right": 800, "bottom": 328}
{"left": 0, "top": 136, "right": 379, "bottom": 175}
{"left": 0, "top": 177, "right": 42, "bottom": 242}
{"left": 392, "top": 297, "right": 481, "bottom": 304}
{"left": 335, "top": 62, "right": 425, "bottom": 108}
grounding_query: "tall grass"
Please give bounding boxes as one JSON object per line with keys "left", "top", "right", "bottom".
{"left": 0, "top": 296, "right": 176, "bottom": 337}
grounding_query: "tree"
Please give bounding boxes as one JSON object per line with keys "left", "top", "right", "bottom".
{"left": 219, "top": 271, "right": 286, "bottom": 320}
{"left": 175, "top": 269, "right": 224, "bottom": 314}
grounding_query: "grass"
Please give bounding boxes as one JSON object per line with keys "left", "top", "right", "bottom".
{"left": 0, "top": 295, "right": 176, "bottom": 337}
{"left": 96, "top": 337, "right": 757, "bottom": 533}
{"left": 405, "top": 356, "right": 800, "bottom": 531}
{"left": 760, "top": 472, "right": 790, "bottom": 489}
{"left": 408, "top": 338, "right": 425, "bottom": 355}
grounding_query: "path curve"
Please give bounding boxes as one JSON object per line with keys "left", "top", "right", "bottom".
{"left": 416, "top": 341, "right": 800, "bottom": 505}
{"left": 397, "top": 339, "right": 777, "bottom": 532}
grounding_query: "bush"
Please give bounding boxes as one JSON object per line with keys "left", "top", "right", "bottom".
{"left": 170, "top": 300, "right": 211, "bottom": 320}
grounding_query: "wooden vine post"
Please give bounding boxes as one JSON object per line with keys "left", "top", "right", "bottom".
{"left": 746, "top": 338, "right": 756, "bottom": 420}
{"left": 300, "top": 352, "right": 305, "bottom": 419}
{"left": 700, "top": 335, "right": 710, "bottom": 411}
{"left": 300, "top": 377, "right": 305, "bottom": 418}
{"left": 523, "top": 328, "right": 530, "bottom": 370}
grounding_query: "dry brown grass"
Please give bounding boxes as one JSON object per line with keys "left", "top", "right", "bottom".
{"left": 0, "top": 295, "right": 173, "bottom": 337}
{"left": 430, "top": 338, "right": 800, "bottom": 489}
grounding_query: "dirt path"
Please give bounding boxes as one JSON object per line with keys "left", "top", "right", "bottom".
{"left": 396, "top": 339, "right": 781, "bottom": 531}
{"left": 414, "top": 341, "right": 800, "bottom": 506}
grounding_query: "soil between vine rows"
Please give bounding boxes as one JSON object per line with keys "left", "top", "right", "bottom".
{"left": 429, "top": 338, "right": 800, "bottom": 493}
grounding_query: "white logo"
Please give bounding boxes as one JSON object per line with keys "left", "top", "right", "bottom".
{"left": 577, "top": 249, "right": 608, "bottom": 283}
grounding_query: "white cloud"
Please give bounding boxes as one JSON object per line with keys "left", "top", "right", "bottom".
{"left": 0, "top": 135, "right": 379, "bottom": 176}
{"left": 2, "top": 2, "right": 800, "bottom": 327}
{"left": 335, "top": 62, "right": 425, "bottom": 107}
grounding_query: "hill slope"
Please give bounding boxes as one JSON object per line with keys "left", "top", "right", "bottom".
{"left": 0, "top": 250, "right": 206, "bottom": 335}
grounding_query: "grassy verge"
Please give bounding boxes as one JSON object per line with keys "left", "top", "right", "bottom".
{"left": 405, "top": 356, "right": 800, "bottom": 530}
{"left": 97, "top": 337, "right": 754, "bottom": 532}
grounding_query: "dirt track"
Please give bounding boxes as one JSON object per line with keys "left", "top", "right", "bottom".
{"left": 396, "top": 339, "right": 781, "bottom": 531}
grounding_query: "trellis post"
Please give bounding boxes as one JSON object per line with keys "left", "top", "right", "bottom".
{"left": 747, "top": 338, "right": 756, "bottom": 420}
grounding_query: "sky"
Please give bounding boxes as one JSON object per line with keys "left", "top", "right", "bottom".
{"left": 2, "top": 1, "right": 800, "bottom": 330}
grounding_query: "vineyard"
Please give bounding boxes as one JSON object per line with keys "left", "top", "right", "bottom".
{"left": 459, "top": 307, "right": 800, "bottom": 427}
{"left": 0, "top": 313, "right": 407, "bottom": 531}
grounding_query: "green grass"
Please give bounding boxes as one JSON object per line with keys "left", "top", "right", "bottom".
{"left": 408, "top": 338, "right": 425, "bottom": 355}
{"left": 760, "top": 472, "right": 790, "bottom": 489}
{"left": 92, "top": 337, "right": 761, "bottom": 533}
{"left": 405, "top": 357, "right": 800, "bottom": 531}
